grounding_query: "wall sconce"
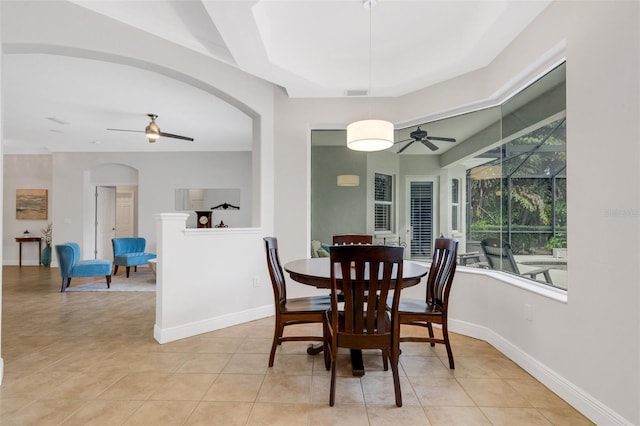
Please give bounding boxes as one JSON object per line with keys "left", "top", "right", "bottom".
{"left": 337, "top": 175, "right": 360, "bottom": 187}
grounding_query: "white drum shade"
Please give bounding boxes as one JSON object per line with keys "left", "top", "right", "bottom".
{"left": 346, "top": 119, "right": 394, "bottom": 151}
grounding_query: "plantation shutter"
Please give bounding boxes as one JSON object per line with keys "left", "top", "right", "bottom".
{"left": 410, "top": 181, "right": 433, "bottom": 259}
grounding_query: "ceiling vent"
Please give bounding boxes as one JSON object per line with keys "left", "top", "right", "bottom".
{"left": 345, "top": 89, "right": 369, "bottom": 97}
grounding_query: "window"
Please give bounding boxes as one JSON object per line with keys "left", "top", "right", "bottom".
{"left": 374, "top": 173, "right": 393, "bottom": 232}
{"left": 451, "top": 178, "right": 460, "bottom": 231}
{"left": 467, "top": 62, "right": 566, "bottom": 290}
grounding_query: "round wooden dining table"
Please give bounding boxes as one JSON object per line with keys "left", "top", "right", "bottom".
{"left": 283, "top": 257, "right": 428, "bottom": 376}
{"left": 284, "top": 257, "right": 428, "bottom": 289}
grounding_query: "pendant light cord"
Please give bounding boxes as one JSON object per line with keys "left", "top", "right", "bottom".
{"left": 368, "top": 0, "right": 372, "bottom": 119}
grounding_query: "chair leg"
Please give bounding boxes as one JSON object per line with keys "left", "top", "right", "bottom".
{"left": 427, "top": 322, "right": 436, "bottom": 347}
{"left": 268, "top": 317, "right": 283, "bottom": 367}
{"left": 126, "top": 266, "right": 130, "bottom": 278}
{"left": 390, "top": 348, "right": 402, "bottom": 407}
{"left": 442, "top": 322, "right": 455, "bottom": 369}
{"left": 60, "top": 278, "right": 67, "bottom": 292}
{"left": 114, "top": 265, "right": 119, "bottom": 275}
{"left": 323, "top": 344, "right": 331, "bottom": 371}
{"left": 323, "top": 320, "right": 331, "bottom": 371}
{"left": 106, "top": 275, "right": 111, "bottom": 289}
{"left": 268, "top": 336, "right": 278, "bottom": 367}
{"left": 329, "top": 352, "right": 337, "bottom": 407}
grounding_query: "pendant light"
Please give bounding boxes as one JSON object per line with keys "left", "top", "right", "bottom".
{"left": 346, "top": 0, "right": 394, "bottom": 152}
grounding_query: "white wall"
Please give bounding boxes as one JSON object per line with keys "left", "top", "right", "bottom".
{"left": 153, "top": 214, "right": 270, "bottom": 343}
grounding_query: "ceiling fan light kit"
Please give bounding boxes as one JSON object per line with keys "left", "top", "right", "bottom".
{"left": 145, "top": 115, "right": 160, "bottom": 142}
{"left": 347, "top": 119, "right": 394, "bottom": 151}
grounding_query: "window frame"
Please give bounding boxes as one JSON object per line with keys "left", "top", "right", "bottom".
{"left": 451, "top": 178, "right": 460, "bottom": 232}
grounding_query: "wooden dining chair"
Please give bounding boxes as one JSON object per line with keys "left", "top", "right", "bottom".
{"left": 263, "top": 237, "right": 330, "bottom": 367}
{"left": 396, "top": 238, "right": 459, "bottom": 369}
{"left": 332, "top": 234, "right": 373, "bottom": 245}
{"left": 324, "top": 244, "right": 405, "bottom": 407}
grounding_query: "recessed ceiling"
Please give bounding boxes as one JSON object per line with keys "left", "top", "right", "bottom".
{"left": 72, "top": 0, "right": 551, "bottom": 98}
{"left": 1, "top": 0, "right": 551, "bottom": 154}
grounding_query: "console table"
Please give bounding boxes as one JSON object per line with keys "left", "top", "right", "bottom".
{"left": 15, "top": 236, "right": 42, "bottom": 267}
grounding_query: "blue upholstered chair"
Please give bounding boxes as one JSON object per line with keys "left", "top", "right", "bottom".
{"left": 55, "top": 242, "right": 112, "bottom": 292}
{"left": 112, "top": 238, "right": 156, "bottom": 278}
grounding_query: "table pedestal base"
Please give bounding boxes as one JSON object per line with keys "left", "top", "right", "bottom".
{"left": 306, "top": 344, "right": 323, "bottom": 355}
{"left": 350, "top": 350, "right": 365, "bottom": 377}
{"left": 307, "top": 344, "right": 365, "bottom": 376}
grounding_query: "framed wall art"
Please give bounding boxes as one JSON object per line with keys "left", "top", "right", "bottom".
{"left": 16, "top": 189, "right": 48, "bottom": 220}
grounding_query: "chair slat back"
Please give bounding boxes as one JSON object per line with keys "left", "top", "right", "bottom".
{"left": 332, "top": 234, "right": 373, "bottom": 245}
{"left": 480, "top": 238, "right": 519, "bottom": 274}
{"left": 330, "top": 245, "right": 404, "bottom": 338}
{"left": 263, "top": 237, "right": 286, "bottom": 305}
{"left": 426, "top": 238, "right": 459, "bottom": 307}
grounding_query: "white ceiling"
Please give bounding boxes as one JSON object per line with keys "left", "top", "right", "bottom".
{"left": 1, "top": 0, "right": 551, "bottom": 154}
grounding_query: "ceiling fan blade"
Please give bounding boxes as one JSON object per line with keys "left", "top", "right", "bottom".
{"left": 427, "top": 136, "right": 456, "bottom": 142}
{"left": 158, "top": 131, "right": 194, "bottom": 141}
{"left": 106, "top": 128, "right": 144, "bottom": 133}
{"left": 397, "top": 140, "right": 416, "bottom": 153}
{"left": 421, "top": 140, "right": 439, "bottom": 151}
{"left": 393, "top": 137, "right": 412, "bottom": 145}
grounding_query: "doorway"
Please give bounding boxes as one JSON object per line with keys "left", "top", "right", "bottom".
{"left": 116, "top": 189, "right": 135, "bottom": 237}
{"left": 94, "top": 186, "right": 137, "bottom": 260}
{"left": 95, "top": 186, "right": 116, "bottom": 260}
{"left": 87, "top": 164, "right": 139, "bottom": 260}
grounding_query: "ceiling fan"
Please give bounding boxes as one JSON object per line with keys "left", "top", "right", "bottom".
{"left": 396, "top": 126, "right": 456, "bottom": 153}
{"left": 107, "top": 114, "right": 194, "bottom": 142}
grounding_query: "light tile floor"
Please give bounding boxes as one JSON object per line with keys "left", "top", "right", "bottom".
{"left": 0, "top": 266, "right": 593, "bottom": 425}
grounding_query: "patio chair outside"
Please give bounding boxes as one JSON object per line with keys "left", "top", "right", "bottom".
{"left": 480, "top": 238, "right": 553, "bottom": 284}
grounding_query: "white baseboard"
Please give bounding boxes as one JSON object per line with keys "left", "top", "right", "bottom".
{"left": 153, "top": 305, "right": 274, "bottom": 344}
{"left": 449, "top": 319, "right": 632, "bottom": 426}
